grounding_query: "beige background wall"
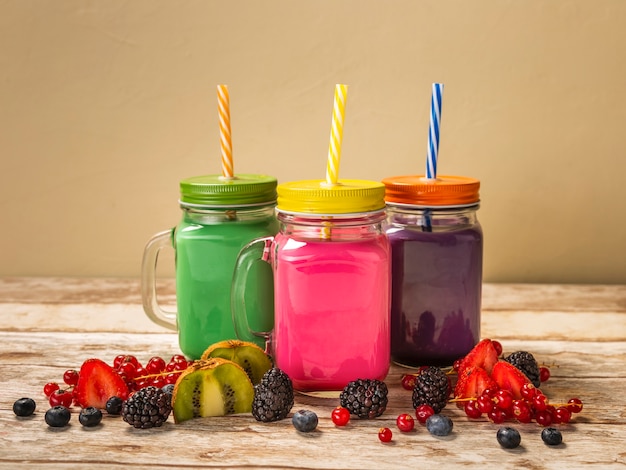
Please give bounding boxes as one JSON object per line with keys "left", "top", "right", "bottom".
{"left": 1, "top": 0, "right": 625, "bottom": 283}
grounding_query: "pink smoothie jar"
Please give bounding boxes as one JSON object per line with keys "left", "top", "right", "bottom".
{"left": 382, "top": 175, "right": 482, "bottom": 368}
{"left": 232, "top": 179, "right": 391, "bottom": 394}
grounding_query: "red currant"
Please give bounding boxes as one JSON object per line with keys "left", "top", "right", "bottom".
{"left": 532, "top": 393, "right": 549, "bottom": 411}
{"left": 494, "top": 389, "right": 513, "bottom": 411}
{"left": 165, "top": 372, "right": 179, "bottom": 385}
{"left": 535, "top": 409, "right": 553, "bottom": 427}
{"left": 476, "top": 394, "right": 494, "bottom": 414}
{"left": 118, "top": 361, "right": 137, "bottom": 379}
{"left": 554, "top": 406, "right": 572, "bottom": 424}
{"left": 520, "top": 383, "right": 538, "bottom": 400}
{"left": 481, "top": 387, "right": 498, "bottom": 398}
{"left": 146, "top": 356, "right": 166, "bottom": 374}
{"left": 43, "top": 382, "right": 60, "bottom": 397}
{"left": 170, "top": 354, "right": 187, "bottom": 364}
{"left": 63, "top": 369, "right": 79, "bottom": 386}
{"left": 331, "top": 407, "right": 350, "bottom": 426}
{"left": 378, "top": 427, "right": 393, "bottom": 443}
{"left": 487, "top": 408, "right": 507, "bottom": 424}
{"left": 401, "top": 374, "right": 416, "bottom": 391}
{"left": 452, "top": 359, "right": 462, "bottom": 372}
{"left": 539, "top": 366, "right": 551, "bottom": 383}
{"left": 396, "top": 413, "right": 415, "bottom": 432}
{"left": 464, "top": 400, "right": 482, "bottom": 419}
{"left": 49, "top": 389, "right": 73, "bottom": 408}
{"left": 415, "top": 404, "right": 435, "bottom": 424}
{"left": 492, "top": 340, "right": 503, "bottom": 356}
{"left": 567, "top": 397, "right": 583, "bottom": 413}
{"left": 511, "top": 399, "right": 532, "bottom": 423}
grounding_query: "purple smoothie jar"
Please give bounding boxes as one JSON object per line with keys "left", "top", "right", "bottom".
{"left": 382, "top": 175, "right": 482, "bottom": 367}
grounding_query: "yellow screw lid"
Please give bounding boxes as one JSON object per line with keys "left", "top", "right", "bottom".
{"left": 277, "top": 179, "right": 386, "bottom": 215}
{"left": 382, "top": 175, "right": 480, "bottom": 207}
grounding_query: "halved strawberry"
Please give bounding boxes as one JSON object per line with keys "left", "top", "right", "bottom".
{"left": 73, "top": 358, "right": 129, "bottom": 408}
{"left": 491, "top": 360, "right": 531, "bottom": 400}
{"left": 456, "top": 338, "right": 500, "bottom": 375}
{"left": 454, "top": 365, "right": 497, "bottom": 399}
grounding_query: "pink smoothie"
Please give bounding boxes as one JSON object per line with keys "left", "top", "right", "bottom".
{"left": 271, "top": 232, "right": 391, "bottom": 392}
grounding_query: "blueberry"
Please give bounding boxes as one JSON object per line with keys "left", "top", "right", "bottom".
{"left": 161, "top": 384, "right": 175, "bottom": 396}
{"left": 45, "top": 406, "right": 71, "bottom": 427}
{"left": 425, "top": 414, "right": 453, "bottom": 436}
{"left": 79, "top": 407, "right": 103, "bottom": 427}
{"left": 497, "top": 427, "right": 521, "bottom": 449}
{"left": 105, "top": 396, "right": 124, "bottom": 415}
{"left": 292, "top": 409, "right": 318, "bottom": 433}
{"left": 13, "top": 397, "right": 36, "bottom": 417}
{"left": 541, "top": 427, "right": 563, "bottom": 446}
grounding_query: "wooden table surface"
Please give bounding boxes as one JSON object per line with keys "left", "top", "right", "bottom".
{"left": 1, "top": 277, "right": 625, "bottom": 469}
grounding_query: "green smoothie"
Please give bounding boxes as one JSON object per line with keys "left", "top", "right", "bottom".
{"left": 175, "top": 208, "right": 277, "bottom": 359}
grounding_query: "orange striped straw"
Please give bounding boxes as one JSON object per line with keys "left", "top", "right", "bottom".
{"left": 325, "top": 84, "right": 348, "bottom": 185}
{"left": 217, "top": 84, "right": 233, "bottom": 178}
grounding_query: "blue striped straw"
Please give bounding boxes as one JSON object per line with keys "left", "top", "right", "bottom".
{"left": 425, "top": 83, "right": 444, "bottom": 179}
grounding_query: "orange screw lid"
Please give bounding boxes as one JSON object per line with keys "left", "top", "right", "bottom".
{"left": 382, "top": 175, "right": 480, "bottom": 207}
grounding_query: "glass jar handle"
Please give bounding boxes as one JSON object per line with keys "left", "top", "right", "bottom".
{"left": 141, "top": 229, "right": 177, "bottom": 330}
{"left": 232, "top": 236, "right": 274, "bottom": 348}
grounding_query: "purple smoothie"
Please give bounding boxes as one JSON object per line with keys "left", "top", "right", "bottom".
{"left": 388, "top": 225, "right": 482, "bottom": 367}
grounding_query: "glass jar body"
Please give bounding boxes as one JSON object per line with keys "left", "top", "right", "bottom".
{"left": 385, "top": 205, "right": 483, "bottom": 367}
{"left": 269, "top": 211, "right": 391, "bottom": 391}
{"left": 174, "top": 204, "right": 278, "bottom": 359}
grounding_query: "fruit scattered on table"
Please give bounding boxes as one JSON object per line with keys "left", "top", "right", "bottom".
{"left": 541, "top": 427, "right": 563, "bottom": 446}
{"left": 415, "top": 404, "right": 435, "bottom": 424}
{"left": 202, "top": 340, "right": 272, "bottom": 385}
{"left": 73, "top": 358, "right": 130, "bottom": 409}
{"left": 496, "top": 426, "right": 521, "bottom": 449}
{"left": 378, "top": 427, "right": 393, "bottom": 442}
{"left": 331, "top": 406, "right": 351, "bottom": 426}
{"left": 340, "top": 378, "right": 388, "bottom": 419}
{"left": 396, "top": 413, "right": 415, "bottom": 432}
{"left": 426, "top": 414, "right": 453, "bottom": 436}
{"left": 292, "top": 409, "right": 319, "bottom": 432}
{"left": 105, "top": 396, "right": 124, "bottom": 415}
{"left": 45, "top": 406, "right": 71, "bottom": 427}
{"left": 172, "top": 358, "right": 254, "bottom": 423}
{"left": 13, "top": 397, "right": 36, "bottom": 417}
{"left": 122, "top": 386, "right": 172, "bottom": 429}
{"left": 78, "top": 407, "right": 103, "bottom": 427}
{"left": 251, "top": 367, "right": 294, "bottom": 422}
{"left": 412, "top": 366, "right": 450, "bottom": 413}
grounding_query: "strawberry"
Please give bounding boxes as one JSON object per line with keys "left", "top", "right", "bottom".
{"left": 454, "top": 365, "right": 497, "bottom": 399}
{"left": 456, "top": 338, "right": 499, "bottom": 375}
{"left": 73, "top": 358, "right": 129, "bottom": 409}
{"left": 491, "top": 360, "right": 531, "bottom": 400}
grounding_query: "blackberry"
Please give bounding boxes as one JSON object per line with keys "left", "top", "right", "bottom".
{"left": 412, "top": 367, "right": 450, "bottom": 413}
{"left": 504, "top": 351, "right": 541, "bottom": 387}
{"left": 252, "top": 368, "right": 294, "bottom": 422}
{"left": 340, "top": 379, "right": 388, "bottom": 419}
{"left": 121, "top": 386, "right": 172, "bottom": 429}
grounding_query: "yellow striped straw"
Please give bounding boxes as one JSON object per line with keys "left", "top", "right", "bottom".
{"left": 325, "top": 84, "right": 348, "bottom": 185}
{"left": 217, "top": 84, "right": 234, "bottom": 178}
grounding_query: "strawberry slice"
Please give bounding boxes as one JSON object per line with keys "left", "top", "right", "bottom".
{"left": 73, "top": 358, "right": 129, "bottom": 408}
{"left": 454, "top": 365, "right": 497, "bottom": 399}
{"left": 491, "top": 360, "right": 531, "bottom": 400}
{"left": 456, "top": 338, "right": 499, "bottom": 375}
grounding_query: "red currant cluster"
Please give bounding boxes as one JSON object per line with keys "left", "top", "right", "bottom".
{"left": 458, "top": 383, "right": 583, "bottom": 427}
{"left": 42, "top": 354, "right": 193, "bottom": 408}
{"left": 112, "top": 354, "right": 192, "bottom": 391}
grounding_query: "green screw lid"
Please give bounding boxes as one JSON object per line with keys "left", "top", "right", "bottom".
{"left": 179, "top": 174, "right": 277, "bottom": 207}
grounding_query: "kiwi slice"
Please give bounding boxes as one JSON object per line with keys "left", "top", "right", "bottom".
{"left": 172, "top": 358, "right": 254, "bottom": 423}
{"left": 201, "top": 340, "right": 272, "bottom": 385}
